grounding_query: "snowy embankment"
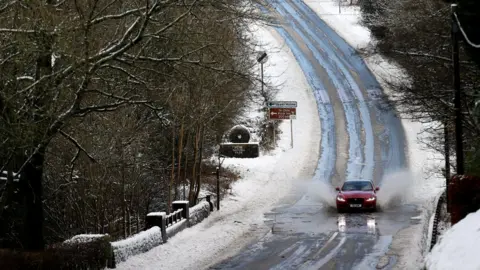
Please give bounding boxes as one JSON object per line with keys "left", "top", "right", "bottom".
{"left": 303, "top": 0, "right": 444, "bottom": 269}
{"left": 115, "top": 24, "right": 321, "bottom": 270}
{"left": 425, "top": 208, "right": 480, "bottom": 270}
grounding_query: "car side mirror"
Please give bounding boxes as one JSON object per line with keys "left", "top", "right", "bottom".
{"left": 335, "top": 187, "right": 340, "bottom": 191}
{"left": 375, "top": 187, "right": 380, "bottom": 191}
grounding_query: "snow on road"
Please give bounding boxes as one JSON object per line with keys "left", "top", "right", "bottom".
{"left": 425, "top": 208, "right": 480, "bottom": 270}
{"left": 303, "top": 0, "right": 444, "bottom": 269}
{"left": 115, "top": 24, "right": 321, "bottom": 270}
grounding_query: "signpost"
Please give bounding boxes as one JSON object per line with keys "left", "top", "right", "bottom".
{"left": 268, "top": 107, "right": 296, "bottom": 120}
{"left": 267, "top": 101, "right": 297, "bottom": 148}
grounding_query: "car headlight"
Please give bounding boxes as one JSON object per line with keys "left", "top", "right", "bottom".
{"left": 336, "top": 196, "right": 346, "bottom": 202}
{"left": 366, "top": 197, "right": 376, "bottom": 202}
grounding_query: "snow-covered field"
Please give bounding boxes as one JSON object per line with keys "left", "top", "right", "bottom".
{"left": 115, "top": 24, "right": 321, "bottom": 270}
{"left": 303, "top": 0, "right": 445, "bottom": 269}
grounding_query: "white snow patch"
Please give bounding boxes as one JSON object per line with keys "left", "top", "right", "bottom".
{"left": 303, "top": 0, "right": 371, "bottom": 48}
{"left": 63, "top": 234, "right": 108, "bottom": 244}
{"left": 114, "top": 23, "right": 320, "bottom": 270}
{"left": 146, "top": 212, "right": 166, "bottom": 217}
{"left": 425, "top": 209, "right": 480, "bottom": 270}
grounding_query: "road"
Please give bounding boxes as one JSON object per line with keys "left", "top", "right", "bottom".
{"left": 211, "top": 1, "right": 418, "bottom": 269}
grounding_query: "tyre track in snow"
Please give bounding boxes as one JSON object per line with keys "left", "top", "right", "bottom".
{"left": 268, "top": 13, "right": 343, "bottom": 184}
{"left": 287, "top": 0, "right": 407, "bottom": 179}
{"left": 275, "top": 0, "right": 376, "bottom": 183}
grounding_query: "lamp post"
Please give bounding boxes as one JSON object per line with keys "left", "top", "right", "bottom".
{"left": 257, "top": 51, "right": 268, "bottom": 97}
{"left": 257, "top": 52, "right": 274, "bottom": 144}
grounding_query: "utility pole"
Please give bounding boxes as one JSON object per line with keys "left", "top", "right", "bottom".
{"left": 451, "top": 4, "right": 464, "bottom": 175}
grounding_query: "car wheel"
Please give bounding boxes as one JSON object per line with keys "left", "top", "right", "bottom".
{"left": 337, "top": 208, "right": 344, "bottom": 213}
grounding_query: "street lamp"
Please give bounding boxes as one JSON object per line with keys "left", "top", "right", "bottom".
{"left": 257, "top": 51, "right": 275, "bottom": 144}
{"left": 257, "top": 51, "right": 268, "bottom": 96}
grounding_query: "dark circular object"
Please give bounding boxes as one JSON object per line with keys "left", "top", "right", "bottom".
{"left": 228, "top": 125, "right": 250, "bottom": 143}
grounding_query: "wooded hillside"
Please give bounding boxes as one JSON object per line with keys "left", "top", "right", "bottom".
{"left": 359, "top": 0, "right": 480, "bottom": 175}
{"left": 0, "top": 0, "right": 271, "bottom": 250}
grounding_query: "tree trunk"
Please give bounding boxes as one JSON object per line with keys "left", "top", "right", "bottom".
{"left": 175, "top": 120, "right": 185, "bottom": 201}
{"left": 194, "top": 127, "right": 205, "bottom": 204}
{"left": 121, "top": 144, "right": 127, "bottom": 239}
{"left": 168, "top": 125, "right": 176, "bottom": 214}
{"left": 188, "top": 127, "right": 200, "bottom": 206}
{"left": 183, "top": 134, "right": 189, "bottom": 200}
{"left": 0, "top": 170, "right": 15, "bottom": 220}
{"left": 21, "top": 148, "right": 46, "bottom": 250}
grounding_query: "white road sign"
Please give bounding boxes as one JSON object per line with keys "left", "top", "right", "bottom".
{"left": 267, "top": 101, "right": 297, "bottom": 108}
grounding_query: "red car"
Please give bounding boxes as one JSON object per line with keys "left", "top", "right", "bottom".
{"left": 335, "top": 180, "right": 379, "bottom": 212}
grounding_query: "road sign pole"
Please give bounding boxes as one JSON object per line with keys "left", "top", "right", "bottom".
{"left": 289, "top": 119, "right": 292, "bottom": 148}
{"left": 273, "top": 123, "right": 276, "bottom": 146}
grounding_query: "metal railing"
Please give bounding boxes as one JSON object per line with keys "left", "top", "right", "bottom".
{"left": 430, "top": 190, "right": 446, "bottom": 251}
{"left": 165, "top": 208, "right": 183, "bottom": 228}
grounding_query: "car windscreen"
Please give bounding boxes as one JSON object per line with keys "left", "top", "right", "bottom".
{"left": 341, "top": 181, "right": 373, "bottom": 191}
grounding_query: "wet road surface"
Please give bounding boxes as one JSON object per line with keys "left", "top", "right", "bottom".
{"left": 212, "top": 192, "right": 419, "bottom": 270}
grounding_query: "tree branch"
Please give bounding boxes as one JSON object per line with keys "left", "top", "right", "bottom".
{"left": 59, "top": 130, "right": 96, "bottom": 163}
{"left": 391, "top": 50, "right": 475, "bottom": 65}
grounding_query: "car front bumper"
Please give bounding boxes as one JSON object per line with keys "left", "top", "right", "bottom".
{"left": 336, "top": 199, "right": 376, "bottom": 211}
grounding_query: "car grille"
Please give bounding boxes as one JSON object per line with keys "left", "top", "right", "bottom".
{"left": 347, "top": 198, "right": 364, "bottom": 204}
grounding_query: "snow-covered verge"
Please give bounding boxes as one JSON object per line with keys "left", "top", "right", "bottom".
{"left": 114, "top": 22, "right": 321, "bottom": 270}
{"left": 303, "top": 0, "right": 444, "bottom": 269}
{"left": 424, "top": 208, "right": 480, "bottom": 270}
{"left": 111, "top": 227, "right": 163, "bottom": 263}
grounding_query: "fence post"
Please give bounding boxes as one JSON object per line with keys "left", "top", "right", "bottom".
{"left": 160, "top": 213, "right": 167, "bottom": 243}
{"left": 172, "top": 201, "right": 190, "bottom": 219}
{"left": 146, "top": 212, "right": 167, "bottom": 243}
{"left": 206, "top": 195, "right": 214, "bottom": 211}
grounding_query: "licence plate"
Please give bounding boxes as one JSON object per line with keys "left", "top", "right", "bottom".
{"left": 350, "top": 204, "right": 362, "bottom": 208}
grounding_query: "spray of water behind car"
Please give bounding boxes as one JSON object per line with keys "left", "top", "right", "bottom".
{"left": 376, "top": 169, "right": 415, "bottom": 210}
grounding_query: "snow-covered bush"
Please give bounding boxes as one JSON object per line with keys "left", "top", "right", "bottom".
{"left": 60, "top": 233, "right": 115, "bottom": 268}
{"left": 111, "top": 226, "right": 163, "bottom": 263}
{"left": 189, "top": 201, "right": 211, "bottom": 226}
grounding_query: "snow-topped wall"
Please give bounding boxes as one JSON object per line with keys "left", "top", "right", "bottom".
{"left": 109, "top": 199, "right": 213, "bottom": 267}
{"left": 112, "top": 226, "right": 163, "bottom": 263}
